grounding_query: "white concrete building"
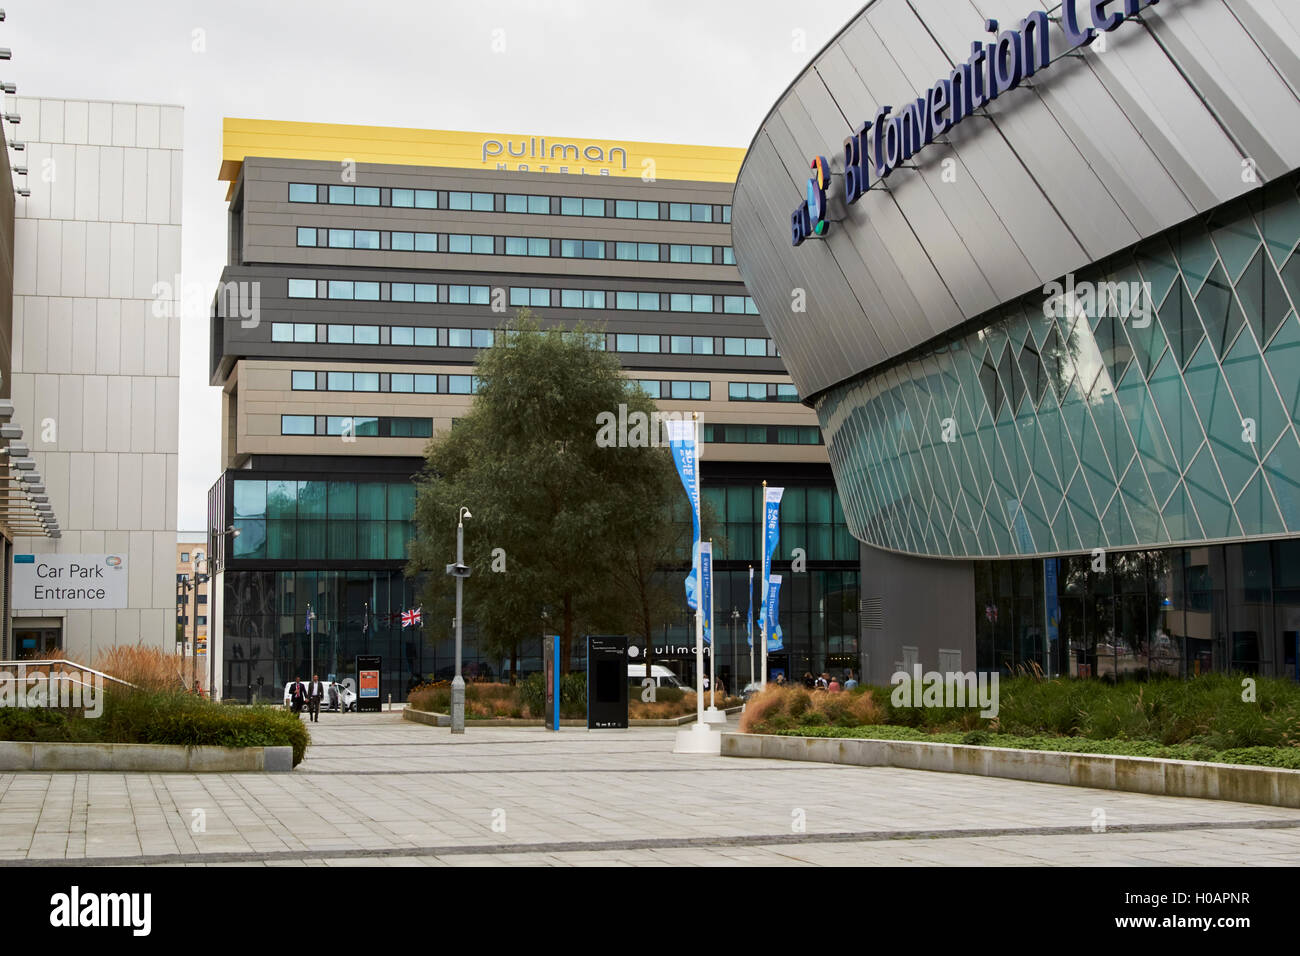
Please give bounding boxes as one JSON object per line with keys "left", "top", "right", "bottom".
{"left": 8, "top": 97, "right": 182, "bottom": 658}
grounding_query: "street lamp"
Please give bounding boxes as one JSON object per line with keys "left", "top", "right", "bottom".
{"left": 446, "top": 506, "right": 472, "bottom": 734}
{"left": 730, "top": 607, "right": 739, "bottom": 694}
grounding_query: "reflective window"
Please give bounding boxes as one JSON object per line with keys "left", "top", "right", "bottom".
{"left": 288, "top": 183, "right": 317, "bottom": 203}
{"left": 288, "top": 279, "right": 316, "bottom": 299}
{"left": 281, "top": 415, "right": 315, "bottom": 435}
{"left": 291, "top": 371, "right": 316, "bottom": 390}
{"left": 296, "top": 227, "right": 316, "bottom": 247}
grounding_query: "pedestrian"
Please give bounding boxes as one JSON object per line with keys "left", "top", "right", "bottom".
{"left": 328, "top": 682, "right": 339, "bottom": 712}
{"left": 775, "top": 673, "right": 787, "bottom": 686}
{"left": 828, "top": 675, "right": 842, "bottom": 693}
{"left": 802, "top": 671, "right": 815, "bottom": 688}
{"left": 307, "top": 674, "right": 325, "bottom": 722}
{"left": 289, "top": 677, "right": 306, "bottom": 717}
{"left": 814, "top": 672, "right": 829, "bottom": 690}
{"left": 844, "top": 670, "right": 859, "bottom": 691}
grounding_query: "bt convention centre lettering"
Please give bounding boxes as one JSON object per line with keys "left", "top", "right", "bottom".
{"left": 791, "top": 0, "right": 1162, "bottom": 245}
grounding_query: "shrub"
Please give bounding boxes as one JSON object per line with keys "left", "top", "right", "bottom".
{"left": 94, "top": 645, "right": 186, "bottom": 693}
{"left": 655, "top": 686, "right": 685, "bottom": 703}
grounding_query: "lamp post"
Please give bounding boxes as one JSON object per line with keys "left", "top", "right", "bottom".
{"left": 730, "top": 607, "right": 739, "bottom": 694}
{"left": 447, "top": 506, "right": 472, "bottom": 734}
{"left": 190, "top": 552, "right": 207, "bottom": 694}
{"left": 209, "top": 525, "right": 240, "bottom": 700}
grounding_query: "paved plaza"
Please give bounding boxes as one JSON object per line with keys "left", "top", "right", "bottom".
{"left": 2, "top": 711, "right": 1299, "bottom": 866}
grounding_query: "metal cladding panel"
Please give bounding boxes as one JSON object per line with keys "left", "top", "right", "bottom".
{"left": 732, "top": 0, "right": 1300, "bottom": 401}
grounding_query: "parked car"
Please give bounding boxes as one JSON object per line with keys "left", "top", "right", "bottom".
{"left": 627, "top": 664, "right": 691, "bottom": 690}
{"left": 740, "top": 681, "right": 763, "bottom": 701}
{"left": 282, "top": 680, "right": 357, "bottom": 712}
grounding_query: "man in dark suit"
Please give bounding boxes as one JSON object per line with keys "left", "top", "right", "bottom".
{"left": 289, "top": 677, "right": 307, "bottom": 717}
{"left": 307, "top": 674, "right": 325, "bottom": 722}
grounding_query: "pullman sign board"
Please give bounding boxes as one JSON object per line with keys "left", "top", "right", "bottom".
{"left": 12, "top": 554, "right": 129, "bottom": 610}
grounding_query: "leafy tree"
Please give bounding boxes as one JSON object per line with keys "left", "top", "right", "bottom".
{"left": 408, "top": 312, "right": 689, "bottom": 674}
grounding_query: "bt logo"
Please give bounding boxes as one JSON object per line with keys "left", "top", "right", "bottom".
{"left": 791, "top": 155, "right": 831, "bottom": 246}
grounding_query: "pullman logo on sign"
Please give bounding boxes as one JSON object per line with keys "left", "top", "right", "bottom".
{"left": 790, "top": 0, "right": 1162, "bottom": 246}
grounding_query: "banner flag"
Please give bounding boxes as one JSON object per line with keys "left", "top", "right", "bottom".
{"left": 666, "top": 419, "right": 701, "bottom": 611}
{"left": 758, "top": 486, "right": 784, "bottom": 638}
{"left": 746, "top": 566, "right": 753, "bottom": 648}
{"left": 700, "top": 542, "right": 712, "bottom": 646}
{"left": 766, "top": 574, "right": 784, "bottom": 652}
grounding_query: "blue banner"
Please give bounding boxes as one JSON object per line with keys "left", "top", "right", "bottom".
{"left": 700, "top": 542, "right": 712, "bottom": 646}
{"left": 766, "top": 574, "right": 784, "bottom": 652}
{"left": 758, "top": 486, "right": 783, "bottom": 639}
{"left": 666, "top": 420, "right": 700, "bottom": 611}
{"left": 746, "top": 566, "right": 753, "bottom": 648}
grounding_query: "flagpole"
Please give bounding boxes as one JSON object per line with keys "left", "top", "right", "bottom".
{"left": 748, "top": 564, "right": 754, "bottom": 687}
{"left": 708, "top": 537, "right": 715, "bottom": 708}
{"left": 760, "top": 480, "right": 768, "bottom": 689}
{"left": 693, "top": 412, "right": 704, "bottom": 729}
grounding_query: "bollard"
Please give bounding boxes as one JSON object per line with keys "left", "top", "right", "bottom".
{"left": 387, "top": 693, "right": 392, "bottom": 712}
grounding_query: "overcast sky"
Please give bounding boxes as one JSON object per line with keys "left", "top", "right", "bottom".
{"left": 3, "top": 0, "right": 864, "bottom": 531}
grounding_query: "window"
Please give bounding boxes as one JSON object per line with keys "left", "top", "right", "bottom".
{"left": 294, "top": 323, "right": 316, "bottom": 343}
{"left": 507, "top": 194, "right": 548, "bottom": 214}
{"left": 354, "top": 230, "right": 380, "bottom": 250}
{"left": 328, "top": 371, "right": 353, "bottom": 391}
{"left": 355, "top": 187, "right": 379, "bottom": 206}
{"left": 328, "top": 185, "right": 354, "bottom": 205}
{"left": 692, "top": 246, "right": 711, "bottom": 264}
{"left": 391, "top": 373, "right": 413, "bottom": 392}
{"left": 449, "top": 191, "right": 493, "bottom": 211}
{"left": 637, "top": 380, "right": 660, "bottom": 397}
{"left": 448, "top": 285, "right": 489, "bottom": 304}
{"left": 449, "top": 234, "right": 491, "bottom": 254}
{"left": 272, "top": 323, "right": 293, "bottom": 342}
{"left": 296, "top": 227, "right": 317, "bottom": 247}
{"left": 616, "top": 242, "right": 659, "bottom": 261}
{"left": 415, "top": 374, "right": 437, "bottom": 392}
{"left": 288, "top": 279, "right": 316, "bottom": 299}
{"left": 723, "top": 295, "right": 746, "bottom": 314}
{"left": 392, "top": 188, "right": 436, "bottom": 208}
{"left": 281, "top": 415, "right": 315, "bottom": 435}
{"left": 722, "top": 247, "right": 735, "bottom": 265}
{"left": 288, "top": 183, "right": 316, "bottom": 203}
{"left": 583, "top": 198, "right": 603, "bottom": 216}
{"left": 691, "top": 203, "right": 712, "bottom": 222}
{"left": 180, "top": 552, "right": 190, "bottom": 563}
{"left": 447, "top": 375, "right": 476, "bottom": 394}
{"left": 392, "top": 232, "right": 414, "bottom": 251}
{"left": 292, "top": 371, "right": 316, "bottom": 390}
{"left": 355, "top": 326, "right": 379, "bottom": 345}
{"left": 670, "top": 293, "right": 713, "bottom": 313}
{"left": 354, "top": 372, "right": 379, "bottom": 392}
{"left": 722, "top": 206, "right": 732, "bottom": 223}
{"left": 560, "top": 197, "right": 582, "bottom": 216}
{"left": 669, "top": 202, "right": 690, "bottom": 221}
{"left": 638, "top": 292, "right": 659, "bottom": 311}
{"left": 509, "top": 287, "right": 549, "bottom": 307}
{"left": 327, "top": 326, "right": 353, "bottom": 344}
{"left": 327, "top": 280, "right": 352, "bottom": 299}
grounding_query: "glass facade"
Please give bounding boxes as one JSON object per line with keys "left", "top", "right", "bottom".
{"left": 820, "top": 177, "right": 1300, "bottom": 559}
{"left": 976, "top": 540, "right": 1300, "bottom": 682}
{"left": 231, "top": 479, "right": 416, "bottom": 561}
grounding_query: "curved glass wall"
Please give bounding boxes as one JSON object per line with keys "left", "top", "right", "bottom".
{"left": 820, "top": 177, "right": 1300, "bottom": 559}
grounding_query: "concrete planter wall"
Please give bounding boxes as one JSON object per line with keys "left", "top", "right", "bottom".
{"left": 403, "top": 706, "right": 742, "bottom": 728}
{"left": 721, "top": 733, "right": 1300, "bottom": 809}
{"left": 0, "top": 741, "right": 294, "bottom": 772}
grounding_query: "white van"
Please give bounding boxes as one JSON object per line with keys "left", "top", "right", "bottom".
{"left": 627, "top": 664, "right": 691, "bottom": 690}
{"left": 282, "top": 680, "right": 357, "bottom": 712}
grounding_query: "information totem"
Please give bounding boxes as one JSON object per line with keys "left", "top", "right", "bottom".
{"left": 356, "top": 655, "right": 381, "bottom": 713}
{"left": 587, "top": 635, "right": 628, "bottom": 730}
{"left": 543, "top": 636, "right": 560, "bottom": 730}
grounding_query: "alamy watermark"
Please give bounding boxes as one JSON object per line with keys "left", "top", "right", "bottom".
{"left": 1042, "top": 273, "right": 1152, "bottom": 329}
{"left": 0, "top": 665, "right": 104, "bottom": 717}
{"left": 889, "top": 665, "right": 999, "bottom": 718}
{"left": 596, "top": 404, "right": 699, "bottom": 449}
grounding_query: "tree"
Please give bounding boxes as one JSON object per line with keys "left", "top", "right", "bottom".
{"left": 408, "top": 312, "right": 685, "bottom": 674}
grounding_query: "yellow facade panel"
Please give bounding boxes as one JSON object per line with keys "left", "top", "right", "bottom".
{"left": 221, "top": 118, "right": 745, "bottom": 185}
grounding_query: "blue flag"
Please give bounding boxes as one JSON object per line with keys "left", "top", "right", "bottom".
{"left": 766, "top": 574, "right": 784, "bottom": 652}
{"left": 667, "top": 420, "right": 700, "bottom": 611}
{"left": 758, "top": 486, "right": 783, "bottom": 640}
{"left": 700, "top": 542, "right": 712, "bottom": 646}
{"left": 746, "top": 566, "right": 753, "bottom": 649}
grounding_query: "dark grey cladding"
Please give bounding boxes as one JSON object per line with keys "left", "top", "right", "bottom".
{"left": 732, "top": 0, "right": 1300, "bottom": 402}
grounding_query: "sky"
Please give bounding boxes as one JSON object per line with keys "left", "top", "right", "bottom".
{"left": 2, "top": 0, "right": 865, "bottom": 532}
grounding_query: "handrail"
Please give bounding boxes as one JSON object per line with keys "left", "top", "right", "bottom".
{"left": 0, "top": 659, "right": 137, "bottom": 688}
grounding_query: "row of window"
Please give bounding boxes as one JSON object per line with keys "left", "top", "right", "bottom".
{"left": 728, "top": 382, "right": 800, "bottom": 402}
{"left": 270, "top": 321, "right": 775, "bottom": 357}
{"left": 287, "top": 183, "right": 732, "bottom": 223}
{"left": 297, "top": 228, "right": 735, "bottom": 265}
{"left": 280, "top": 415, "right": 436, "bottom": 437}
{"left": 290, "top": 370, "right": 480, "bottom": 394}
{"left": 635, "top": 380, "right": 711, "bottom": 401}
{"left": 702, "top": 424, "right": 823, "bottom": 445}
{"left": 284, "top": 278, "right": 760, "bottom": 315}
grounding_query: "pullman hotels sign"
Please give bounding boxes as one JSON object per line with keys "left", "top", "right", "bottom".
{"left": 790, "top": 0, "right": 1163, "bottom": 245}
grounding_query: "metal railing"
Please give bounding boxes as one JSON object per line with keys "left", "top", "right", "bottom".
{"left": 0, "top": 659, "right": 136, "bottom": 688}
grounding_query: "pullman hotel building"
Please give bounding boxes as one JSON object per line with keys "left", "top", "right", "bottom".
{"left": 732, "top": 0, "right": 1300, "bottom": 683}
{"left": 207, "top": 120, "right": 859, "bottom": 700}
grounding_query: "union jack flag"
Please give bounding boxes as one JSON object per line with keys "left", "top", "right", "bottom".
{"left": 401, "top": 607, "right": 422, "bottom": 628}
